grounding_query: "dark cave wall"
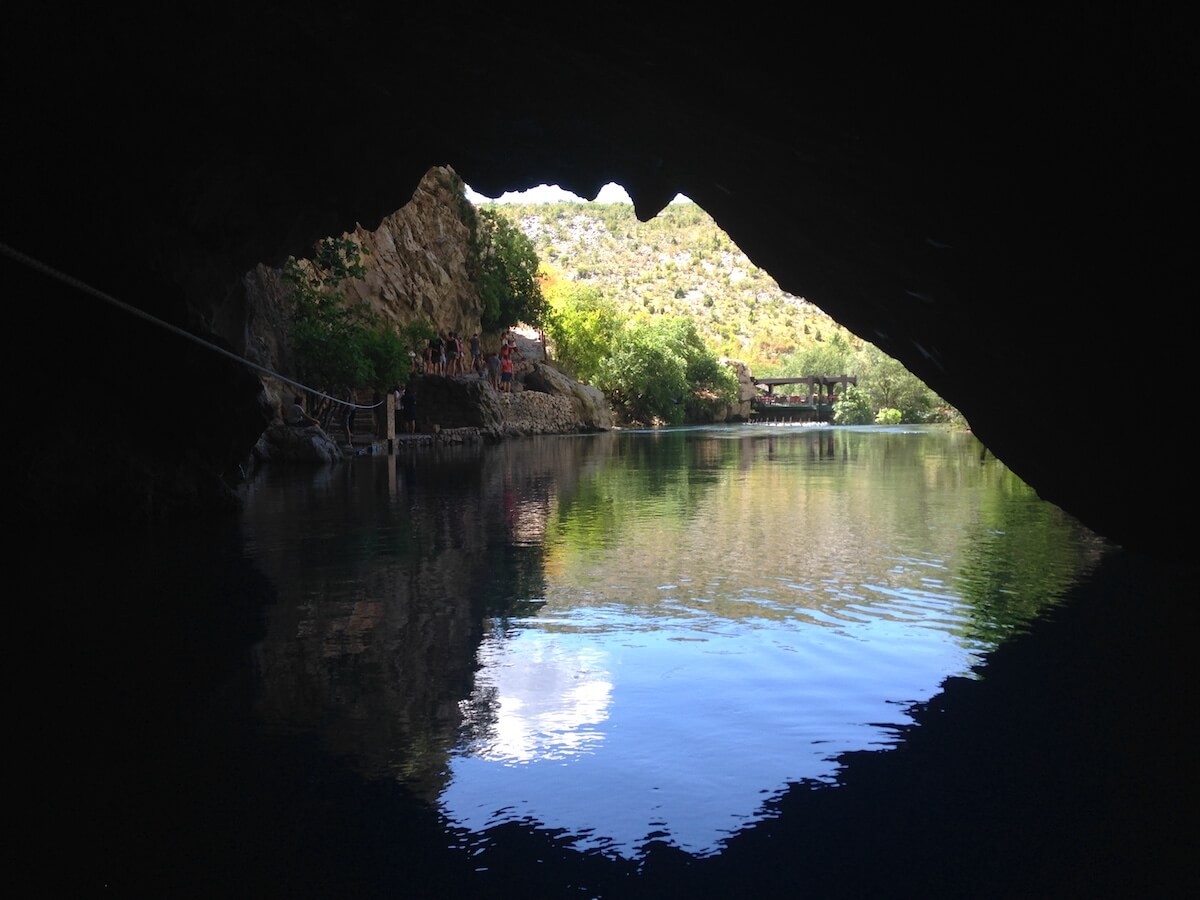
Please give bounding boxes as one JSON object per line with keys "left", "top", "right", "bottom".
{"left": 3, "top": 6, "right": 1195, "bottom": 558}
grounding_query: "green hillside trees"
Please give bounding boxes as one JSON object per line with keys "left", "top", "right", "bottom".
{"left": 471, "top": 207, "right": 547, "bottom": 332}
{"left": 544, "top": 278, "right": 735, "bottom": 425}
{"left": 598, "top": 317, "right": 736, "bottom": 426}
{"left": 542, "top": 284, "right": 622, "bottom": 383}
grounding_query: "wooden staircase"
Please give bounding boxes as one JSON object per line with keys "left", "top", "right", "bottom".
{"left": 345, "top": 390, "right": 386, "bottom": 449}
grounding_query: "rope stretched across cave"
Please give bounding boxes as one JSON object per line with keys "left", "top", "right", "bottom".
{"left": 0, "top": 240, "right": 382, "bottom": 412}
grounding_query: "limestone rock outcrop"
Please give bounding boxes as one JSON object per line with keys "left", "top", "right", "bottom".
{"left": 404, "top": 369, "right": 612, "bottom": 438}
{"left": 239, "top": 167, "right": 612, "bottom": 440}
{"left": 726, "top": 361, "right": 756, "bottom": 422}
{"left": 406, "top": 375, "right": 506, "bottom": 435}
{"left": 340, "top": 167, "right": 482, "bottom": 339}
{"left": 239, "top": 167, "right": 483, "bottom": 408}
{"left": 522, "top": 363, "right": 614, "bottom": 432}
{"left": 254, "top": 424, "right": 344, "bottom": 464}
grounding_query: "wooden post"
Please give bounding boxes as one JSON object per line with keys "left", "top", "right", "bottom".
{"left": 386, "top": 392, "right": 396, "bottom": 454}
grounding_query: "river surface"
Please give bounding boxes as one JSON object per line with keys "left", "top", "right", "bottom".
{"left": 48, "top": 424, "right": 1196, "bottom": 898}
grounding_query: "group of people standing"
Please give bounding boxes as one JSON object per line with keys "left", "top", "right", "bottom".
{"left": 285, "top": 330, "right": 527, "bottom": 442}
{"left": 480, "top": 333, "right": 522, "bottom": 392}
{"left": 423, "top": 330, "right": 487, "bottom": 377}
{"left": 423, "top": 330, "right": 522, "bottom": 392}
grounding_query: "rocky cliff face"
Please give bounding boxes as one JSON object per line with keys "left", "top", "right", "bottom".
{"left": 408, "top": 374, "right": 591, "bottom": 438}
{"left": 239, "top": 166, "right": 614, "bottom": 439}
{"left": 238, "top": 166, "right": 482, "bottom": 408}
{"left": 725, "top": 361, "right": 756, "bottom": 422}
{"left": 323, "top": 166, "right": 483, "bottom": 342}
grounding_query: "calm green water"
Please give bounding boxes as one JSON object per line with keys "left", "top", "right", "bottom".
{"left": 237, "top": 424, "right": 1105, "bottom": 862}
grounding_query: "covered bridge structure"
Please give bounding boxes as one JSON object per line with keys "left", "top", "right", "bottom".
{"left": 751, "top": 375, "right": 858, "bottom": 422}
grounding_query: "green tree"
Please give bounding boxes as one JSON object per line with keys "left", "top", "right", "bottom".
{"left": 856, "top": 343, "right": 947, "bottom": 423}
{"left": 599, "top": 322, "right": 690, "bottom": 425}
{"left": 543, "top": 285, "right": 622, "bottom": 383}
{"left": 359, "top": 324, "right": 410, "bottom": 391}
{"left": 683, "top": 347, "right": 739, "bottom": 422}
{"left": 284, "top": 236, "right": 415, "bottom": 402}
{"left": 471, "top": 207, "right": 547, "bottom": 332}
{"left": 875, "top": 407, "right": 903, "bottom": 425}
{"left": 766, "top": 330, "right": 855, "bottom": 379}
{"left": 833, "top": 384, "right": 874, "bottom": 424}
{"left": 283, "top": 237, "right": 373, "bottom": 396}
{"left": 598, "top": 317, "right": 734, "bottom": 426}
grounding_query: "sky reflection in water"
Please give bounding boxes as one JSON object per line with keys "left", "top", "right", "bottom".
{"left": 431, "top": 426, "right": 1099, "bottom": 859}
{"left": 444, "top": 590, "right": 979, "bottom": 856}
{"left": 241, "top": 425, "right": 1102, "bottom": 862}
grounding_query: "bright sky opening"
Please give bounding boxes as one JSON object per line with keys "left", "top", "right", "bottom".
{"left": 464, "top": 182, "right": 692, "bottom": 206}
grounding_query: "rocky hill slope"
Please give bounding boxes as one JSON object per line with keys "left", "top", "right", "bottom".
{"left": 239, "top": 167, "right": 613, "bottom": 445}
{"left": 492, "top": 200, "right": 847, "bottom": 370}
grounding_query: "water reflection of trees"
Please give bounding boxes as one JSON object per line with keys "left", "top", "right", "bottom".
{"left": 537, "top": 427, "right": 1103, "bottom": 648}
{"left": 246, "top": 435, "right": 629, "bottom": 799}
{"left": 244, "top": 427, "right": 1104, "bottom": 808}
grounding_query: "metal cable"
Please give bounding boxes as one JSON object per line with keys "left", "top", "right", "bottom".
{"left": 0, "top": 240, "right": 382, "bottom": 410}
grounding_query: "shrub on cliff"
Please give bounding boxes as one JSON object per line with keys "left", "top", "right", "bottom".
{"left": 283, "top": 236, "right": 408, "bottom": 397}
{"left": 470, "top": 207, "right": 547, "bottom": 333}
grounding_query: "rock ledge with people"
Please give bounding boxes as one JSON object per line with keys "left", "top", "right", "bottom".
{"left": 255, "top": 328, "right": 613, "bottom": 463}
{"left": 406, "top": 328, "right": 612, "bottom": 439}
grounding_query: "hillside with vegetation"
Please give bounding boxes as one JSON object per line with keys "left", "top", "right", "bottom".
{"left": 484, "top": 200, "right": 963, "bottom": 426}
{"left": 494, "top": 201, "right": 843, "bottom": 370}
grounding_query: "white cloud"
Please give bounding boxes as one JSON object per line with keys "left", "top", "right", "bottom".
{"left": 464, "top": 182, "right": 691, "bottom": 206}
{"left": 594, "top": 183, "right": 632, "bottom": 203}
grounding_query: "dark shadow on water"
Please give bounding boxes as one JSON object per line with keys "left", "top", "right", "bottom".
{"left": 23, "top": 521, "right": 1197, "bottom": 899}
{"left": 638, "top": 547, "right": 1198, "bottom": 900}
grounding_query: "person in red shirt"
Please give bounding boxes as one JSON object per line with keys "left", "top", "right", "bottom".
{"left": 499, "top": 353, "right": 514, "bottom": 392}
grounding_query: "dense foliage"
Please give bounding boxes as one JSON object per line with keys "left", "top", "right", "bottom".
{"left": 470, "top": 207, "right": 547, "bottom": 332}
{"left": 540, "top": 284, "right": 621, "bottom": 383}
{"left": 488, "top": 200, "right": 964, "bottom": 426}
{"left": 544, "top": 282, "right": 736, "bottom": 425}
{"left": 282, "top": 237, "right": 411, "bottom": 416}
{"left": 492, "top": 201, "right": 837, "bottom": 368}
{"left": 282, "top": 189, "right": 962, "bottom": 429}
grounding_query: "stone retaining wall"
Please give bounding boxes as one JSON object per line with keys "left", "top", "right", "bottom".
{"left": 495, "top": 390, "right": 581, "bottom": 435}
